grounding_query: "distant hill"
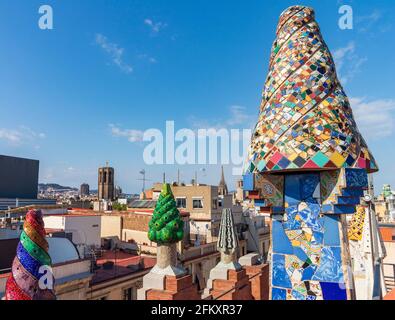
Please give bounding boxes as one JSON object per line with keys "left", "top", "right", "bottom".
{"left": 38, "top": 183, "right": 78, "bottom": 192}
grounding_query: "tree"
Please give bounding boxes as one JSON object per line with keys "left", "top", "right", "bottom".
{"left": 148, "top": 183, "right": 184, "bottom": 244}
{"left": 112, "top": 202, "right": 127, "bottom": 211}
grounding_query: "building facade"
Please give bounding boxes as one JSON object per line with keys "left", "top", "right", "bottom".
{"left": 0, "top": 155, "right": 39, "bottom": 199}
{"left": 98, "top": 166, "right": 114, "bottom": 200}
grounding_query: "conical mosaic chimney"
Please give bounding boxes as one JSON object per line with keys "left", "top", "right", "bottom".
{"left": 5, "top": 209, "right": 56, "bottom": 300}
{"left": 244, "top": 5, "right": 378, "bottom": 174}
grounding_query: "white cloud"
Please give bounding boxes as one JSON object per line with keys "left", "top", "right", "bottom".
{"left": 95, "top": 34, "right": 133, "bottom": 74}
{"left": 351, "top": 97, "right": 395, "bottom": 139}
{"left": 227, "top": 105, "right": 254, "bottom": 126}
{"left": 333, "top": 42, "right": 367, "bottom": 84}
{"left": 40, "top": 164, "right": 96, "bottom": 185}
{"left": 0, "top": 129, "right": 21, "bottom": 144}
{"left": 0, "top": 126, "right": 46, "bottom": 146}
{"left": 42, "top": 169, "right": 54, "bottom": 180}
{"left": 137, "top": 53, "right": 157, "bottom": 64}
{"left": 144, "top": 19, "right": 167, "bottom": 34}
{"left": 355, "top": 10, "right": 382, "bottom": 33}
{"left": 189, "top": 105, "right": 255, "bottom": 130}
{"left": 109, "top": 124, "right": 144, "bottom": 143}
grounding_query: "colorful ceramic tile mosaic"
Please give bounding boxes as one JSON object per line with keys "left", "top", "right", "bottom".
{"left": 5, "top": 209, "right": 56, "bottom": 300}
{"left": 255, "top": 174, "right": 284, "bottom": 207}
{"left": 243, "top": 5, "right": 377, "bottom": 300}
{"left": 270, "top": 173, "right": 348, "bottom": 300}
{"left": 243, "top": 5, "right": 378, "bottom": 175}
{"left": 348, "top": 206, "right": 366, "bottom": 241}
{"left": 320, "top": 170, "right": 343, "bottom": 205}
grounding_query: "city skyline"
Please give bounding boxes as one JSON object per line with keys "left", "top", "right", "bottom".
{"left": 1, "top": 0, "right": 395, "bottom": 193}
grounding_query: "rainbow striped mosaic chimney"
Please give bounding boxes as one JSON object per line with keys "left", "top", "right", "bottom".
{"left": 5, "top": 209, "right": 56, "bottom": 300}
{"left": 243, "top": 6, "right": 378, "bottom": 300}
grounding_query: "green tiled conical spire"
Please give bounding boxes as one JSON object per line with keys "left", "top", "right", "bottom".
{"left": 244, "top": 5, "right": 378, "bottom": 174}
{"left": 148, "top": 183, "right": 184, "bottom": 244}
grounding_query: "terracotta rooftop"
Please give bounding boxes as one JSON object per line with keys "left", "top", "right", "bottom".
{"left": 90, "top": 251, "right": 156, "bottom": 285}
{"left": 45, "top": 211, "right": 100, "bottom": 217}
{"left": 384, "top": 288, "right": 395, "bottom": 300}
{"left": 45, "top": 228, "right": 64, "bottom": 234}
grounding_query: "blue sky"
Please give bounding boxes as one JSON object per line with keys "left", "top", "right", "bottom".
{"left": 0, "top": 0, "right": 394, "bottom": 194}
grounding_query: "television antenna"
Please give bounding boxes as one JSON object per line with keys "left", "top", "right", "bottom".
{"left": 138, "top": 169, "right": 151, "bottom": 193}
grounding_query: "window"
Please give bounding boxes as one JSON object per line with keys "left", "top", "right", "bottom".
{"left": 218, "top": 198, "right": 223, "bottom": 207}
{"left": 123, "top": 288, "right": 133, "bottom": 300}
{"left": 176, "top": 197, "right": 186, "bottom": 209}
{"left": 193, "top": 198, "right": 203, "bottom": 209}
{"left": 212, "top": 198, "right": 218, "bottom": 210}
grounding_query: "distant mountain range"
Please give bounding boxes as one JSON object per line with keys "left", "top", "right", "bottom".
{"left": 38, "top": 183, "right": 78, "bottom": 192}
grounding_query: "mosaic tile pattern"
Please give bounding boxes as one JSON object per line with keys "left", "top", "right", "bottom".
{"left": 321, "top": 170, "right": 343, "bottom": 205}
{"left": 271, "top": 173, "right": 348, "bottom": 300}
{"left": 244, "top": 5, "right": 378, "bottom": 175}
{"left": 5, "top": 209, "right": 56, "bottom": 300}
{"left": 320, "top": 168, "right": 367, "bottom": 214}
{"left": 348, "top": 206, "right": 366, "bottom": 241}
{"left": 255, "top": 174, "right": 284, "bottom": 207}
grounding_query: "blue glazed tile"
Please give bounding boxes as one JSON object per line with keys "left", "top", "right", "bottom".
{"left": 344, "top": 168, "right": 368, "bottom": 188}
{"left": 272, "top": 254, "right": 292, "bottom": 289}
{"left": 272, "top": 287, "right": 287, "bottom": 300}
{"left": 278, "top": 157, "right": 291, "bottom": 169}
{"left": 322, "top": 204, "right": 356, "bottom": 214}
{"left": 334, "top": 205, "right": 357, "bottom": 214}
{"left": 341, "top": 188, "right": 364, "bottom": 197}
{"left": 293, "top": 246, "right": 308, "bottom": 262}
{"left": 323, "top": 215, "right": 340, "bottom": 246}
{"left": 284, "top": 174, "right": 320, "bottom": 205}
{"left": 273, "top": 220, "right": 294, "bottom": 254}
{"left": 292, "top": 289, "right": 305, "bottom": 300}
{"left": 300, "top": 174, "right": 320, "bottom": 200}
{"left": 336, "top": 196, "right": 361, "bottom": 205}
{"left": 254, "top": 200, "right": 265, "bottom": 207}
{"left": 297, "top": 202, "right": 323, "bottom": 232}
{"left": 320, "top": 282, "right": 347, "bottom": 300}
{"left": 243, "top": 173, "right": 255, "bottom": 191}
{"left": 301, "top": 265, "right": 317, "bottom": 281}
{"left": 17, "top": 242, "right": 42, "bottom": 279}
{"left": 321, "top": 204, "right": 333, "bottom": 213}
{"left": 342, "top": 188, "right": 364, "bottom": 198}
{"left": 272, "top": 206, "right": 285, "bottom": 214}
{"left": 283, "top": 206, "right": 302, "bottom": 230}
{"left": 312, "top": 247, "right": 344, "bottom": 282}
{"left": 285, "top": 175, "right": 303, "bottom": 206}
{"left": 312, "top": 231, "right": 324, "bottom": 245}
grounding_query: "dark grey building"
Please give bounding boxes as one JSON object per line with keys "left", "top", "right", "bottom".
{"left": 0, "top": 155, "right": 39, "bottom": 199}
{"left": 80, "top": 183, "right": 90, "bottom": 197}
